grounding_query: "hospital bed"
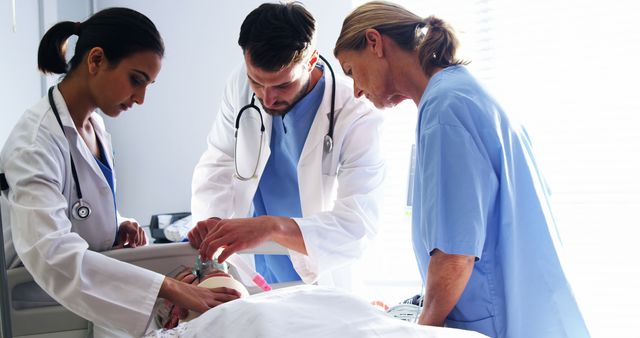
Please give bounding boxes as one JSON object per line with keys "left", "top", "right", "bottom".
{"left": 0, "top": 240, "right": 292, "bottom": 338}
{"left": 0, "top": 240, "right": 489, "bottom": 338}
{"left": 145, "top": 285, "right": 487, "bottom": 338}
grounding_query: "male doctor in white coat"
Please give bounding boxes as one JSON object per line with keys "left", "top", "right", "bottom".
{"left": 189, "top": 2, "right": 385, "bottom": 288}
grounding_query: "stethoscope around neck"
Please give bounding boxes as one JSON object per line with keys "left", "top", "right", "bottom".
{"left": 233, "top": 54, "right": 337, "bottom": 181}
{"left": 48, "top": 86, "right": 92, "bottom": 221}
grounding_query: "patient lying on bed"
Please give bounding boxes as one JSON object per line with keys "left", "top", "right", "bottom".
{"left": 147, "top": 283, "right": 487, "bottom": 338}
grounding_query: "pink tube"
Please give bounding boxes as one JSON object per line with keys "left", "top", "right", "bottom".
{"left": 252, "top": 274, "right": 272, "bottom": 291}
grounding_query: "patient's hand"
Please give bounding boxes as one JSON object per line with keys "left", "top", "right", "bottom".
{"left": 113, "top": 220, "right": 147, "bottom": 249}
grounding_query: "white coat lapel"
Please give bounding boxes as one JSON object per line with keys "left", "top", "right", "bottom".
{"left": 51, "top": 87, "right": 105, "bottom": 182}
{"left": 299, "top": 64, "right": 332, "bottom": 165}
{"left": 297, "top": 63, "right": 336, "bottom": 216}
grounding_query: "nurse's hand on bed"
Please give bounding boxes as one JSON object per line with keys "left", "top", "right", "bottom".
{"left": 112, "top": 220, "right": 147, "bottom": 248}
{"left": 192, "top": 216, "right": 307, "bottom": 262}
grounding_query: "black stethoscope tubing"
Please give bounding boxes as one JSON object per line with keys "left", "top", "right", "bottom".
{"left": 233, "top": 54, "right": 337, "bottom": 181}
{"left": 48, "top": 86, "right": 92, "bottom": 220}
{"left": 322, "top": 54, "right": 336, "bottom": 153}
{"left": 235, "top": 54, "right": 336, "bottom": 150}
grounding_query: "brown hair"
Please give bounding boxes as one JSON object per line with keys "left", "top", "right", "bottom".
{"left": 238, "top": 2, "right": 315, "bottom": 71}
{"left": 334, "top": 1, "right": 467, "bottom": 74}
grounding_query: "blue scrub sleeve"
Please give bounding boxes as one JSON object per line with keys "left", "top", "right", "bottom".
{"left": 416, "top": 123, "right": 498, "bottom": 259}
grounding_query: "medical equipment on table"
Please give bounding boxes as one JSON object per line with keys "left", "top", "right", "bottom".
{"left": 233, "top": 54, "right": 337, "bottom": 180}
{"left": 47, "top": 86, "right": 92, "bottom": 221}
{"left": 149, "top": 212, "right": 191, "bottom": 243}
{"left": 162, "top": 215, "right": 193, "bottom": 242}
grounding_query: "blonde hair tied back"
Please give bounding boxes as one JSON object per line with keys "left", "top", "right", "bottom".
{"left": 334, "top": 1, "right": 467, "bottom": 74}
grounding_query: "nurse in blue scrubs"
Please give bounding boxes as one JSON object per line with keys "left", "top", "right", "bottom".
{"left": 334, "top": 2, "right": 590, "bottom": 337}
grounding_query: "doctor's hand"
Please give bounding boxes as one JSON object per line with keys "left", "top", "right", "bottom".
{"left": 198, "top": 216, "right": 307, "bottom": 262}
{"left": 161, "top": 268, "right": 237, "bottom": 328}
{"left": 188, "top": 217, "right": 222, "bottom": 249}
{"left": 159, "top": 275, "right": 240, "bottom": 327}
{"left": 113, "top": 220, "right": 147, "bottom": 249}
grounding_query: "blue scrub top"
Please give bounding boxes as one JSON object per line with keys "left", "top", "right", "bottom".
{"left": 94, "top": 140, "right": 118, "bottom": 243}
{"left": 412, "top": 65, "right": 589, "bottom": 337}
{"left": 253, "top": 67, "right": 326, "bottom": 284}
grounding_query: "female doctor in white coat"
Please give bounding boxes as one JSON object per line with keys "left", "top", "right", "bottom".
{"left": 189, "top": 3, "right": 385, "bottom": 289}
{"left": 0, "top": 8, "right": 239, "bottom": 337}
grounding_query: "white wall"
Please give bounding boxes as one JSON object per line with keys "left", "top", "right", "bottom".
{"left": 95, "top": 0, "right": 352, "bottom": 223}
{"left": 1, "top": 0, "right": 92, "bottom": 147}
{"left": 0, "top": 0, "right": 41, "bottom": 147}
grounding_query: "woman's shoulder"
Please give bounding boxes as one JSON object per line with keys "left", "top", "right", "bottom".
{"left": 419, "top": 68, "right": 502, "bottom": 134}
{"left": 425, "top": 66, "right": 494, "bottom": 108}
{"left": 1, "top": 96, "right": 67, "bottom": 167}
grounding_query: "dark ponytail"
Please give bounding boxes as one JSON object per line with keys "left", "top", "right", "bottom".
{"left": 37, "top": 21, "right": 77, "bottom": 74}
{"left": 37, "top": 7, "right": 164, "bottom": 75}
{"left": 418, "top": 16, "right": 467, "bottom": 73}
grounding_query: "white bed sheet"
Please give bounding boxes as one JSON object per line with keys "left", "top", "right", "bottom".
{"left": 145, "top": 285, "right": 487, "bottom": 338}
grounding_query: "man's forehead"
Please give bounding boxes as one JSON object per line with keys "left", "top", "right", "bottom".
{"left": 245, "top": 54, "right": 304, "bottom": 86}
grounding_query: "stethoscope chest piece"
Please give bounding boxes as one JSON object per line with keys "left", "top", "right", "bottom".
{"left": 323, "top": 134, "right": 333, "bottom": 153}
{"left": 71, "top": 199, "right": 92, "bottom": 220}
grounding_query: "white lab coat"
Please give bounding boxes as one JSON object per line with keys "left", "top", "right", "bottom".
{"left": 0, "top": 86, "right": 163, "bottom": 337}
{"left": 191, "top": 61, "right": 385, "bottom": 288}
